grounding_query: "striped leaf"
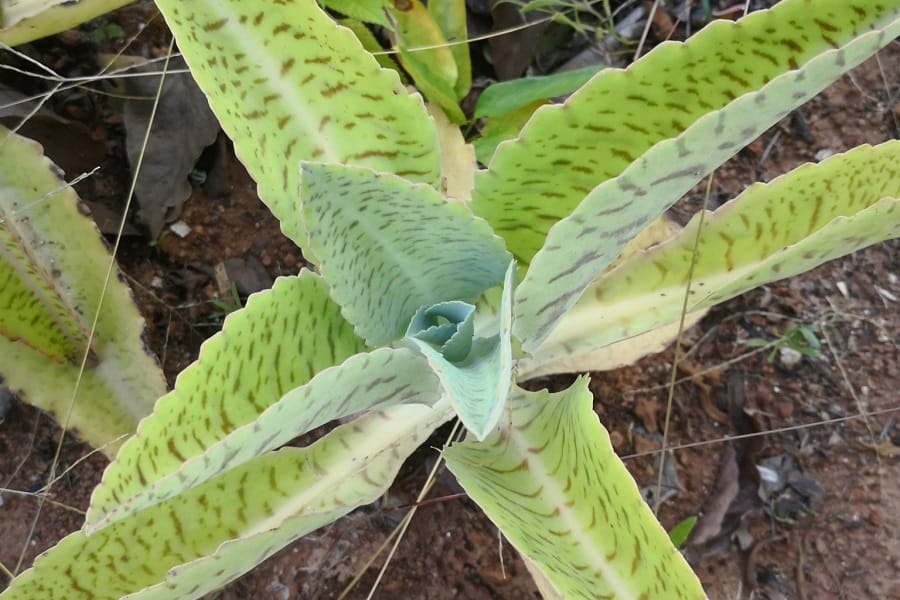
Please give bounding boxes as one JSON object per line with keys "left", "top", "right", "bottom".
{"left": 88, "top": 347, "right": 440, "bottom": 532}
{"left": 0, "top": 126, "right": 165, "bottom": 454}
{"left": 446, "top": 378, "right": 704, "bottom": 599}
{"left": 470, "top": 0, "right": 900, "bottom": 266}
{"left": 86, "top": 272, "right": 365, "bottom": 529}
{"left": 299, "top": 162, "right": 511, "bottom": 346}
{"left": 523, "top": 142, "right": 900, "bottom": 374}
{"left": 512, "top": 216, "right": 690, "bottom": 377}
{"left": 152, "top": 0, "right": 441, "bottom": 250}
{"left": 4, "top": 399, "right": 453, "bottom": 600}
{"left": 513, "top": 3, "right": 900, "bottom": 350}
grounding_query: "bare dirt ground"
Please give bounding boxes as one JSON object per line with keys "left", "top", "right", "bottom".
{"left": 1, "top": 2, "right": 897, "bottom": 598}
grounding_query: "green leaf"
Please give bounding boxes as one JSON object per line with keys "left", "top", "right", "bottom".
{"left": 0, "top": 126, "right": 165, "bottom": 454}
{"left": 152, "top": 0, "right": 441, "bottom": 250}
{"left": 470, "top": 0, "right": 900, "bottom": 265}
{"left": 0, "top": 0, "right": 133, "bottom": 46}
{"left": 406, "top": 261, "right": 516, "bottom": 440}
{"left": 514, "top": 7, "right": 900, "bottom": 350}
{"left": 86, "top": 271, "right": 365, "bottom": 529}
{"left": 88, "top": 346, "right": 439, "bottom": 532}
{"left": 387, "top": 0, "right": 466, "bottom": 123}
{"left": 524, "top": 142, "right": 900, "bottom": 365}
{"left": 668, "top": 516, "right": 697, "bottom": 549}
{"left": 338, "top": 18, "right": 406, "bottom": 76}
{"left": 318, "top": 0, "right": 390, "bottom": 26}
{"left": 428, "top": 0, "right": 471, "bottom": 99}
{"left": 3, "top": 400, "right": 454, "bottom": 600}
{"left": 446, "top": 378, "right": 705, "bottom": 599}
{"left": 474, "top": 65, "right": 602, "bottom": 119}
{"left": 473, "top": 100, "right": 545, "bottom": 165}
{"left": 299, "top": 162, "right": 511, "bottom": 346}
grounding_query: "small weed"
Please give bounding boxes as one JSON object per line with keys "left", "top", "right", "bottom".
{"left": 148, "top": 230, "right": 170, "bottom": 248}
{"left": 514, "top": 0, "right": 615, "bottom": 36}
{"left": 208, "top": 282, "right": 242, "bottom": 322}
{"left": 87, "top": 24, "right": 126, "bottom": 45}
{"left": 668, "top": 515, "right": 697, "bottom": 549}
{"left": 745, "top": 325, "right": 822, "bottom": 363}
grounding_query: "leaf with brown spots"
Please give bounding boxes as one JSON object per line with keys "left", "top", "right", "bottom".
{"left": 522, "top": 142, "right": 900, "bottom": 375}
{"left": 299, "top": 162, "right": 510, "bottom": 347}
{"left": 88, "top": 346, "right": 442, "bottom": 532}
{"left": 512, "top": 2, "right": 900, "bottom": 351}
{"left": 511, "top": 216, "right": 703, "bottom": 377}
{"left": 4, "top": 399, "right": 453, "bottom": 600}
{"left": 86, "top": 272, "right": 365, "bottom": 530}
{"left": 152, "top": 0, "right": 441, "bottom": 251}
{"left": 0, "top": 126, "right": 165, "bottom": 455}
{"left": 470, "top": 0, "right": 900, "bottom": 266}
{"left": 446, "top": 378, "right": 705, "bottom": 599}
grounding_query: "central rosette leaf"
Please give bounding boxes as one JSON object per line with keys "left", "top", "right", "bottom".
{"left": 406, "top": 301, "right": 476, "bottom": 363}
{"left": 402, "top": 262, "right": 516, "bottom": 440}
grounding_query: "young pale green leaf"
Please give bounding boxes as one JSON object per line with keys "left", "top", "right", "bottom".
{"left": 2, "top": 400, "right": 454, "bottom": 600}
{"left": 526, "top": 142, "right": 900, "bottom": 365}
{"left": 446, "top": 378, "right": 705, "bottom": 599}
{"left": 474, "top": 64, "right": 601, "bottom": 119}
{"left": 387, "top": 0, "right": 466, "bottom": 123}
{"left": 514, "top": 10, "right": 900, "bottom": 350}
{"left": 0, "top": 126, "right": 165, "bottom": 454}
{"left": 0, "top": 0, "right": 132, "bottom": 46}
{"left": 299, "top": 162, "right": 511, "bottom": 346}
{"left": 406, "top": 260, "right": 515, "bottom": 440}
{"left": 152, "top": 0, "right": 441, "bottom": 250}
{"left": 470, "top": 0, "right": 900, "bottom": 265}
{"left": 88, "top": 347, "right": 440, "bottom": 532}
{"left": 407, "top": 301, "right": 477, "bottom": 363}
{"left": 86, "top": 271, "right": 365, "bottom": 529}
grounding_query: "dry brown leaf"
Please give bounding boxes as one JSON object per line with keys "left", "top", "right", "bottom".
{"left": 114, "top": 55, "right": 220, "bottom": 237}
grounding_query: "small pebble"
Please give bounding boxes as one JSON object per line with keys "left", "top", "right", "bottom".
{"left": 814, "top": 148, "right": 834, "bottom": 161}
{"left": 169, "top": 220, "right": 192, "bottom": 238}
{"left": 779, "top": 347, "right": 803, "bottom": 369}
{"left": 836, "top": 280, "right": 849, "bottom": 298}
